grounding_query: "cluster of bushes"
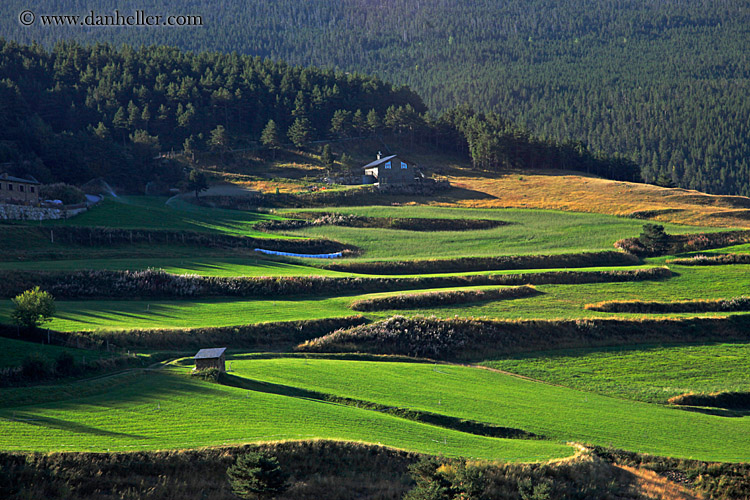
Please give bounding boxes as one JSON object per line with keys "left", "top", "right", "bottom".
{"left": 350, "top": 286, "right": 537, "bottom": 312}
{"left": 33, "top": 226, "right": 352, "bottom": 254}
{"left": 615, "top": 228, "right": 750, "bottom": 256}
{"left": 0, "top": 267, "right": 671, "bottom": 300}
{"left": 324, "top": 251, "right": 640, "bottom": 275}
{"left": 0, "top": 441, "right": 419, "bottom": 500}
{"left": 585, "top": 297, "right": 750, "bottom": 314}
{"left": 0, "top": 352, "right": 139, "bottom": 387}
{"left": 297, "top": 315, "right": 750, "bottom": 360}
{"left": 256, "top": 213, "right": 507, "bottom": 232}
{"left": 0, "top": 441, "right": 692, "bottom": 500}
{"left": 668, "top": 391, "right": 750, "bottom": 410}
{"left": 38, "top": 183, "right": 87, "bottom": 205}
{"left": 594, "top": 447, "right": 750, "bottom": 500}
{"left": 667, "top": 253, "right": 750, "bottom": 266}
{"left": 401, "top": 452, "right": 658, "bottom": 500}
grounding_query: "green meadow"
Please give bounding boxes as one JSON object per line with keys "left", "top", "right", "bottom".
{"left": 227, "top": 357, "right": 750, "bottom": 462}
{"left": 278, "top": 206, "right": 725, "bottom": 260}
{"left": 0, "top": 337, "right": 114, "bottom": 368}
{"left": 482, "top": 342, "right": 750, "bottom": 404}
{"left": 40, "top": 197, "right": 282, "bottom": 239}
{"left": 0, "top": 369, "right": 571, "bottom": 461}
{"left": 6, "top": 263, "right": 750, "bottom": 332}
{"left": 4, "top": 195, "right": 750, "bottom": 465}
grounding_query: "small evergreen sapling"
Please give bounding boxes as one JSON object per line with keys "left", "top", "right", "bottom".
{"left": 227, "top": 451, "right": 289, "bottom": 499}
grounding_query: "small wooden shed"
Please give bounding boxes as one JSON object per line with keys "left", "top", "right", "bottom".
{"left": 193, "top": 347, "right": 227, "bottom": 372}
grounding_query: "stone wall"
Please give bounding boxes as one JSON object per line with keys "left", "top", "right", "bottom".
{"left": 0, "top": 203, "right": 88, "bottom": 220}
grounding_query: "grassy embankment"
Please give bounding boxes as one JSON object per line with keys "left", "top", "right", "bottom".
{"left": 0, "top": 368, "right": 571, "bottom": 461}
{"left": 223, "top": 357, "right": 750, "bottom": 462}
{"left": 482, "top": 342, "right": 750, "bottom": 404}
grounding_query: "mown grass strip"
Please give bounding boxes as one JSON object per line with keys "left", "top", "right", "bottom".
{"left": 228, "top": 358, "right": 750, "bottom": 462}
{"left": 0, "top": 370, "right": 572, "bottom": 460}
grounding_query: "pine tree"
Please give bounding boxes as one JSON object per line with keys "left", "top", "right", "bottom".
{"left": 287, "top": 116, "right": 311, "bottom": 148}
{"left": 261, "top": 119, "right": 281, "bottom": 159}
{"left": 320, "top": 143, "right": 333, "bottom": 169}
{"left": 226, "top": 451, "right": 288, "bottom": 500}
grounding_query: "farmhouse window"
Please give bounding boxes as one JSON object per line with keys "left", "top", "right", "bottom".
{"left": 19, "top": 185, "right": 24, "bottom": 192}
{"left": 385, "top": 161, "right": 391, "bottom": 169}
{"left": 7, "top": 184, "right": 12, "bottom": 191}
{"left": 401, "top": 161, "right": 407, "bottom": 169}
{"left": 30, "top": 186, "right": 34, "bottom": 193}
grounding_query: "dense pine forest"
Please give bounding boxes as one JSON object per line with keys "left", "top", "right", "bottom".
{"left": 0, "top": 40, "right": 639, "bottom": 191}
{"left": 1, "top": 0, "right": 747, "bottom": 193}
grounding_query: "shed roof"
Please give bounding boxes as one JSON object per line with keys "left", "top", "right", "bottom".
{"left": 0, "top": 173, "right": 40, "bottom": 184}
{"left": 194, "top": 347, "right": 227, "bottom": 359}
{"left": 362, "top": 155, "right": 398, "bottom": 170}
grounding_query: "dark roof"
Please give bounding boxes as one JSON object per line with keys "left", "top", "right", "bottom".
{"left": 194, "top": 347, "right": 227, "bottom": 359}
{"left": 362, "top": 155, "right": 398, "bottom": 170}
{"left": 0, "top": 173, "right": 39, "bottom": 184}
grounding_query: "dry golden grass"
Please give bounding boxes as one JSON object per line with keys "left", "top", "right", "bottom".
{"left": 442, "top": 170, "right": 750, "bottom": 228}
{"left": 616, "top": 464, "right": 704, "bottom": 500}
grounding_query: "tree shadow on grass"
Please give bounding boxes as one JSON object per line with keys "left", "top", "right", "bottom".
{"left": 1, "top": 411, "right": 149, "bottom": 439}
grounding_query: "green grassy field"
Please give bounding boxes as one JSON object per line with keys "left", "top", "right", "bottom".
{"left": 5, "top": 264, "right": 750, "bottom": 332}
{"left": 482, "top": 343, "right": 750, "bottom": 404}
{"left": 39, "top": 197, "right": 282, "bottom": 239}
{"left": 227, "top": 357, "right": 750, "bottom": 462}
{"left": 0, "top": 257, "right": 353, "bottom": 277}
{"left": 279, "top": 206, "right": 725, "bottom": 260}
{"left": 0, "top": 369, "right": 572, "bottom": 461}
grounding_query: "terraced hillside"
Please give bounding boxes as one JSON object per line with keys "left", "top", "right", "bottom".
{"left": 1, "top": 179, "right": 749, "bottom": 498}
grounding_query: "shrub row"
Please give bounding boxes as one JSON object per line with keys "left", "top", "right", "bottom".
{"left": 323, "top": 251, "right": 640, "bottom": 275}
{"left": 0, "top": 267, "right": 670, "bottom": 300}
{"left": 256, "top": 213, "right": 507, "bottom": 232}
{"left": 585, "top": 297, "right": 750, "bottom": 314}
{"left": 24, "top": 226, "right": 353, "bottom": 254}
{"left": 594, "top": 447, "right": 750, "bottom": 500}
{"left": 296, "top": 315, "right": 750, "bottom": 360}
{"left": 667, "top": 391, "right": 750, "bottom": 410}
{"left": 0, "top": 316, "right": 368, "bottom": 351}
{"left": 350, "top": 286, "right": 538, "bottom": 312}
{"left": 615, "top": 229, "right": 750, "bottom": 256}
{"left": 0, "top": 440, "right": 663, "bottom": 500}
{"left": 0, "top": 441, "right": 420, "bottom": 500}
{"left": 667, "top": 253, "right": 750, "bottom": 266}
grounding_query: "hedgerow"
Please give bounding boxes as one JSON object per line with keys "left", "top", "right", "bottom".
{"left": 0, "top": 316, "right": 368, "bottom": 351}
{"left": 0, "top": 267, "right": 670, "bottom": 299}
{"left": 297, "top": 315, "right": 750, "bottom": 360}
{"left": 256, "top": 213, "right": 507, "bottom": 232}
{"left": 22, "top": 226, "right": 354, "bottom": 254}
{"left": 668, "top": 391, "right": 750, "bottom": 410}
{"left": 350, "top": 286, "right": 537, "bottom": 312}
{"left": 667, "top": 253, "right": 750, "bottom": 266}
{"left": 594, "top": 447, "right": 750, "bottom": 500}
{"left": 615, "top": 229, "right": 750, "bottom": 256}
{"left": 324, "top": 251, "right": 640, "bottom": 275}
{"left": 585, "top": 296, "right": 750, "bottom": 313}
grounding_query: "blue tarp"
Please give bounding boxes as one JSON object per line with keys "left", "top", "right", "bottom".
{"left": 255, "top": 248, "right": 343, "bottom": 259}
